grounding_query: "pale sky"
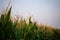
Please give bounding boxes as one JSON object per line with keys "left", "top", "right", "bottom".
{"left": 0, "top": 0, "right": 60, "bottom": 28}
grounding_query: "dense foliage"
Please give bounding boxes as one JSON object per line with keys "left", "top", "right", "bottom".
{"left": 0, "top": 7, "right": 60, "bottom": 40}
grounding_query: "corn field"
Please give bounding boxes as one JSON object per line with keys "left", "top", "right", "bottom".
{"left": 0, "top": 7, "right": 60, "bottom": 40}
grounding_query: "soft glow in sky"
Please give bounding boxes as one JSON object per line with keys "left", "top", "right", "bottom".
{"left": 0, "top": 0, "right": 60, "bottom": 28}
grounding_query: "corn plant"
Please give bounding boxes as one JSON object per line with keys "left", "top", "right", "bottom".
{"left": 0, "top": 6, "right": 60, "bottom": 40}
{"left": 0, "top": 7, "right": 16, "bottom": 40}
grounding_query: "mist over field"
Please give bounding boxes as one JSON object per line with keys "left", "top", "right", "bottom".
{"left": 0, "top": 0, "right": 60, "bottom": 28}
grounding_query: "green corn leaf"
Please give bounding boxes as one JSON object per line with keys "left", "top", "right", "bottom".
{"left": 5, "top": 7, "right": 12, "bottom": 25}
{"left": 1, "top": 15, "right": 5, "bottom": 26}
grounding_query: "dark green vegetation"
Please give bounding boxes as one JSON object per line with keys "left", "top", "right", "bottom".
{"left": 0, "top": 7, "right": 60, "bottom": 40}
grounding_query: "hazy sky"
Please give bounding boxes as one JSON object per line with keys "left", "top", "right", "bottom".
{"left": 0, "top": 0, "right": 60, "bottom": 28}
